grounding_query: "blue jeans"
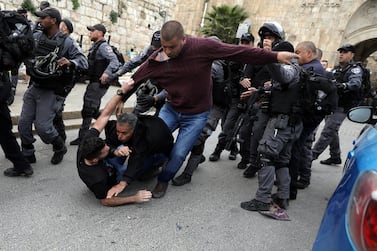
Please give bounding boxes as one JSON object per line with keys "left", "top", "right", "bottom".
{"left": 157, "top": 103, "right": 209, "bottom": 183}
{"left": 105, "top": 156, "right": 127, "bottom": 183}
{"left": 105, "top": 153, "right": 168, "bottom": 183}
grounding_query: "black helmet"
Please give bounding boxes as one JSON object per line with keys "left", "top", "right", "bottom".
{"left": 258, "top": 22, "right": 285, "bottom": 40}
{"left": 17, "top": 7, "right": 27, "bottom": 14}
{"left": 240, "top": 33, "right": 255, "bottom": 43}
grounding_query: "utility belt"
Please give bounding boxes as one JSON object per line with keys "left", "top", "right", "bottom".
{"left": 270, "top": 113, "right": 301, "bottom": 127}
{"left": 31, "top": 74, "right": 73, "bottom": 97}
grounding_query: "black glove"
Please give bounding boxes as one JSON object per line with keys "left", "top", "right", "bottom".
{"left": 106, "top": 72, "right": 119, "bottom": 85}
{"left": 137, "top": 94, "right": 155, "bottom": 110}
{"left": 336, "top": 82, "right": 347, "bottom": 90}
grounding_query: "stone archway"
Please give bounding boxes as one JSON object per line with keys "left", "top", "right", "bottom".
{"left": 342, "top": 0, "right": 377, "bottom": 85}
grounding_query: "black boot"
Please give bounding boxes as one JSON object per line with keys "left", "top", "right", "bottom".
{"left": 51, "top": 136, "right": 67, "bottom": 165}
{"left": 70, "top": 137, "right": 81, "bottom": 146}
{"left": 209, "top": 147, "right": 222, "bottom": 161}
{"left": 172, "top": 154, "right": 201, "bottom": 186}
{"left": 4, "top": 167, "right": 33, "bottom": 177}
{"left": 237, "top": 160, "right": 249, "bottom": 169}
{"left": 320, "top": 157, "right": 342, "bottom": 165}
{"left": 21, "top": 143, "right": 36, "bottom": 163}
{"left": 243, "top": 160, "right": 260, "bottom": 178}
{"left": 228, "top": 144, "right": 238, "bottom": 160}
{"left": 70, "top": 128, "right": 87, "bottom": 146}
{"left": 172, "top": 173, "right": 192, "bottom": 186}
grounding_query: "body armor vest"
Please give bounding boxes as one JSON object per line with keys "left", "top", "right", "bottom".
{"left": 270, "top": 81, "right": 302, "bottom": 115}
{"left": 333, "top": 64, "right": 359, "bottom": 110}
{"left": 87, "top": 40, "right": 109, "bottom": 83}
{"left": 28, "top": 32, "right": 74, "bottom": 93}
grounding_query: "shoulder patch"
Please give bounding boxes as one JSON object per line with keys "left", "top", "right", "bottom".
{"left": 104, "top": 45, "right": 113, "bottom": 53}
{"left": 351, "top": 67, "right": 361, "bottom": 74}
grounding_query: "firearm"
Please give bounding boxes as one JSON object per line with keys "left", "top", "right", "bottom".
{"left": 225, "top": 87, "right": 265, "bottom": 151}
{"left": 78, "top": 35, "right": 83, "bottom": 48}
{"left": 107, "top": 35, "right": 111, "bottom": 44}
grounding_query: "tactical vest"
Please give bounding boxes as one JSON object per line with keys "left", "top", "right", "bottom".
{"left": 333, "top": 64, "right": 360, "bottom": 110}
{"left": 87, "top": 40, "right": 109, "bottom": 83}
{"left": 28, "top": 32, "right": 74, "bottom": 93}
{"left": 270, "top": 81, "right": 302, "bottom": 115}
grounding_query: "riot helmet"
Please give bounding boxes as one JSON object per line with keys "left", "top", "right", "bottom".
{"left": 258, "top": 22, "right": 285, "bottom": 41}
{"left": 240, "top": 33, "right": 255, "bottom": 44}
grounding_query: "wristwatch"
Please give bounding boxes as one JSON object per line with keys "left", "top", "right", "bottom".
{"left": 117, "top": 89, "right": 124, "bottom": 96}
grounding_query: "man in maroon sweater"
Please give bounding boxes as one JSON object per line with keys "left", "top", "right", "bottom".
{"left": 109, "top": 20, "right": 299, "bottom": 199}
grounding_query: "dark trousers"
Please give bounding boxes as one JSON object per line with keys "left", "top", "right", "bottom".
{"left": 215, "top": 98, "right": 242, "bottom": 151}
{"left": 289, "top": 125, "right": 317, "bottom": 197}
{"left": 53, "top": 102, "right": 66, "bottom": 141}
{"left": 0, "top": 102, "right": 31, "bottom": 171}
{"left": 78, "top": 82, "right": 109, "bottom": 138}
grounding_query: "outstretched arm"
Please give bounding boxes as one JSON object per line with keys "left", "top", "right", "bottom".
{"left": 100, "top": 190, "right": 152, "bottom": 207}
{"left": 92, "top": 80, "right": 134, "bottom": 133}
{"left": 277, "top": 51, "right": 300, "bottom": 65}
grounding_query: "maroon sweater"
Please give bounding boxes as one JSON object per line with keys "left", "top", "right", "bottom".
{"left": 132, "top": 37, "right": 278, "bottom": 114}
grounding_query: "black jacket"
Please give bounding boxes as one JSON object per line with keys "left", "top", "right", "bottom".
{"left": 105, "top": 115, "right": 173, "bottom": 183}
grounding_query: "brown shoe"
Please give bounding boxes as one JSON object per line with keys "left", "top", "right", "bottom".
{"left": 152, "top": 182, "right": 168, "bottom": 198}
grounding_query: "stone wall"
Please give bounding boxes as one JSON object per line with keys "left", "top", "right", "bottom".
{"left": 1, "top": 0, "right": 176, "bottom": 55}
{"left": 175, "top": 0, "right": 375, "bottom": 65}
{"left": 2, "top": 0, "right": 376, "bottom": 82}
{"left": 174, "top": 0, "right": 377, "bottom": 84}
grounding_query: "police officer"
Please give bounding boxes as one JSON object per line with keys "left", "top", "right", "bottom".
{"left": 70, "top": 23, "right": 120, "bottom": 145}
{"left": 6, "top": 7, "right": 35, "bottom": 106}
{"left": 240, "top": 41, "right": 302, "bottom": 211}
{"left": 18, "top": 7, "right": 88, "bottom": 165}
{"left": 288, "top": 41, "right": 330, "bottom": 198}
{"left": 312, "top": 44, "right": 362, "bottom": 165}
{"left": 113, "top": 30, "right": 161, "bottom": 78}
{"left": 1, "top": 71, "right": 34, "bottom": 177}
{"left": 52, "top": 18, "right": 76, "bottom": 143}
{"left": 240, "top": 22, "right": 285, "bottom": 177}
{"left": 33, "top": 1, "right": 51, "bottom": 32}
{"left": 108, "top": 30, "right": 163, "bottom": 116}
{"left": 208, "top": 32, "right": 255, "bottom": 162}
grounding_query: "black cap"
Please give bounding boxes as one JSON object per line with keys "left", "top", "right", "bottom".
{"left": 240, "top": 33, "right": 255, "bottom": 43}
{"left": 35, "top": 7, "right": 61, "bottom": 23}
{"left": 272, "top": 41, "right": 294, "bottom": 52}
{"left": 17, "top": 7, "right": 27, "bottom": 14}
{"left": 87, "top": 24, "right": 106, "bottom": 34}
{"left": 337, "top": 43, "right": 355, "bottom": 53}
{"left": 39, "top": 1, "right": 50, "bottom": 10}
{"left": 62, "top": 18, "right": 73, "bottom": 34}
{"left": 151, "top": 30, "right": 161, "bottom": 47}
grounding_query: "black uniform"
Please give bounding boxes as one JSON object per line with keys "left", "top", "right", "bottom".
{"left": 312, "top": 61, "right": 363, "bottom": 163}
{"left": 1, "top": 71, "right": 33, "bottom": 176}
{"left": 73, "top": 39, "right": 119, "bottom": 143}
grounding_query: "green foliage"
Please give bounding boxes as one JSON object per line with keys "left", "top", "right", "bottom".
{"left": 21, "top": 0, "right": 36, "bottom": 14}
{"left": 110, "top": 10, "right": 118, "bottom": 23}
{"left": 201, "top": 4, "right": 249, "bottom": 44}
{"left": 72, "top": 0, "right": 80, "bottom": 10}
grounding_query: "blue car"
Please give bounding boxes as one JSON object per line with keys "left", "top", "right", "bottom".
{"left": 312, "top": 106, "right": 377, "bottom": 251}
